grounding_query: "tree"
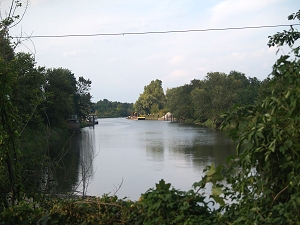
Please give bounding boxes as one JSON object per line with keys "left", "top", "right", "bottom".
{"left": 0, "top": 1, "right": 95, "bottom": 212}
{"left": 190, "top": 86, "right": 208, "bottom": 122}
{"left": 134, "top": 79, "right": 166, "bottom": 115}
{"left": 166, "top": 73, "right": 257, "bottom": 124}
{"left": 10, "top": 52, "right": 46, "bottom": 129}
{"left": 93, "top": 99, "right": 133, "bottom": 118}
{"left": 0, "top": 4, "right": 24, "bottom": 208}
{"left": 75, "top": 76, "right": 92, "bottom": 119}
{"left": 0, "top": 55, "right": 21, "bottom": 209}
{"left": 44, "top": 68, "right": 77, "bottom": 128}
{"left": 201, "top": 10, "right": 300, "bottom": 224}
{"left": 166, "top": 84, "right": 194, "bottom": 121}
{"left": 228, "top": 70, "right": 261, "bottom": 106}
{"left": 0, "top": 28, "right": 14, "bottom": 61}
{"left": 190, "top": 72, "right": 242, "bottom": 122}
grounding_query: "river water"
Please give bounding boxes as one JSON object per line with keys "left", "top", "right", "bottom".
{"left": 64, "top": 118, "right": 236, "bottom": 200}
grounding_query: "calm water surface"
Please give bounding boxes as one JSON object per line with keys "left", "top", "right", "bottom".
{"left": 76, "top": 118, "right": 236, "bottom": 200}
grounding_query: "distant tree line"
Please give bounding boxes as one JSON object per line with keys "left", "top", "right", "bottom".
{"left": 93, "top": 99, "right": 134, "bottom": 118}
{"left": 134, "top": 72, "right": 273, "bottom": 125}
{"left": 165, "top": 71, "right": 265, "bottom": 123}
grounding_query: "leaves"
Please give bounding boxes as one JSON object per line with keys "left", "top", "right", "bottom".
{"left": 140, "top": 179, "right": 213, "bottom": 224}
{"left": 219, "top": 10, "right": 300, "bottom": 224}
{"left": 134, "top": 79, "right": 166, "bottom": 115}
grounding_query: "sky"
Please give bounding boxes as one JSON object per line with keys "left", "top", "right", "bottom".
{"left": 3, "top": 0, "right": 300, "bottom": 103}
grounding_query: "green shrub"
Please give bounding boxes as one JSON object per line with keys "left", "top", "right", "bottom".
{"left": 134, "top": 179, "right": 214, "bottom": 225}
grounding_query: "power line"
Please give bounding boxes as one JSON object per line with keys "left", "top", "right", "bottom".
{"left": 13, "top": 24, "right": 299, "bottom": 39}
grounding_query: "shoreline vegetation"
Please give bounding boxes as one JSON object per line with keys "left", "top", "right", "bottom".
{"left": 1, "top": 4, "right": 300, "bottom": 224}
{"left": 0, "top": 179, "right": 214, "bottom": 224}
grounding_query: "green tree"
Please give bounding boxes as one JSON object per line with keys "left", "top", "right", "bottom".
{"left": 134, "top": 79, "right": 166, "bottom": 115}
{"left": 0, "top": 6, "right": 24, "bottom": 208}
{"left": 0, "top": 1, "right": 94, "bottom": 212}
{"left": 201, "top": 10, "right": 300, "bottom": 224}
{"left": 190, "top": 86, "right": 208, "bottom": 122}
{"left": 167, "top": 73, "right": 261, "bottom": 124}
{"left": 0, "top": 28, "right": 14, "bottom": 61}
{"left": 10, "top": 52, "right": 46, "bottom": 129}
{"left": 93, "top": 99, "right": 133, "bottom": 118}
{"left": 166, "top": 84, "right": 194, "bottom": 121}
{"left": 44, "top": 68, "right": 77, "bottom": 128}
{"left": 190, "top": 72, "right": 242, "bottom": 122}
{"left": 228, "top": 70, "right": 261, "bottom": 106}
{"left": 0, "top": 56, "right": 21, "bottom": 209}
{"left": 75, "top": 76, "right": 92, "bottom": 119}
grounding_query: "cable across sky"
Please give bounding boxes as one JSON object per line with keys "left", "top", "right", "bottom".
{"left": 13, "top": 24, "right": 300, "bottom": 39}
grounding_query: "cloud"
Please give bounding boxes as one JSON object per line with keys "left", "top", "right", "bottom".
{"left": 163, "top": 70, "right": 192, "bottom": 85}
{"left": 168, "top": 70, "right": 187, "bottom": 78}
{"left": 249, "top": 48, "right": 268, "bottom": 58}
{"left": 212, "top": 0, "right": 275, "bottom": 14}
{"left": 61, "top": 50, "right": 82, "bottom": 57}
{"left": 263, "top": 62, "right": 269, "bottom": 68}
{"left": 197, "top": 67, "right": 206, "bottom": 72}
{"left": 168, "top": 55, "right": 186, "bottom": 64}
{"left": 229, "top": 47, "right": 276, "bottom": 62}
{"left": 231, "top": 51, "right": 248, "bottom": 60}
{"left": 209, "top": 0, "right": 282, "bottom": 26}
{"left": 109, "top": 57, "right": 118, "bottom": 62}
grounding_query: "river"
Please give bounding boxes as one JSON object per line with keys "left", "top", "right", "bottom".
{"left": 60, "top": 118, "right": 236, "bottom": 200}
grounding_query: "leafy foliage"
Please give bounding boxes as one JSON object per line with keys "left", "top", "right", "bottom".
{"left": 0, "top": 20, "right": 25, "bottom": 209}
{"left": 137, "top": 179, "right": 213, "bottom": 225}
{"left": 0, "top": 180, "right": 215, "bottom": 225}
{"left": 134, "top": 79, "right": 166, "bottom": 115}
{"left": 75, "top": 76, "right": 93, "bottom": 119}
{"left": 93, "top": 99, "right": 134, "bottom": 118}
{"left": 208, "top": 10, "right": 300, "bottom": 224}
{"left": 166, "top": 71, "right": 261, "bottom": 124}
{"left": 10, "top": 52, "right": 46, "bottom": 129}
{"left": 44, "top": 68, "right": 77, "bottom": 128}
{"left": 0, "top": 1, "right": 93, "bottom": 213}
{"left": 166, "top": 84, "right": 194, "bottom": 122}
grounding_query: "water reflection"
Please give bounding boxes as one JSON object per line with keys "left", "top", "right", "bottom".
{"left": 52, "top": 128, "right": 96, "bottom": 196}
{"left": 56, "top": 118, "right": 236, "bottom": 200}
{"left": 76, "top": 128, "right": 96, "bottom": 196}
{"left": 51, "top": 133, "right": 81, "bottom": 193}
{"left": 145, "top": 144, "right": 165, "bottom": 171}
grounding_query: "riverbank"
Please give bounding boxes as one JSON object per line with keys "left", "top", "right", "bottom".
{"left": 0, "top": 179, "right": 215, "bottom": 224}
{"left": 126, "top": 112, "right": 177, "bottom": 122}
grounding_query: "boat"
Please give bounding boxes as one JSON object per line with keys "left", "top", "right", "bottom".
{"left": 137, "top": 116, "right": 145, "bottom": 120}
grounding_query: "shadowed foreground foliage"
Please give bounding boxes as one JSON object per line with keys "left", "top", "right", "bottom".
{"left": 0, "top": 179, "right": 215, "bottom": 225}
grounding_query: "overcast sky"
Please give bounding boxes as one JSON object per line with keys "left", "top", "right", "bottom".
{"left": 3, "top": 0, "right": 300, "bottom": 103}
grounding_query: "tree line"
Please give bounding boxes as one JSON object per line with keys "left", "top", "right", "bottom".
{"left": 0, "top": 2, "right": 93, "bottom": 210}
{"left": 134, "top": 71, "right": 269, "bottom": 125}
{"left": 1, "top": 49, "right": 93, "bottom": 130}
{"left": 93, "top": 99, "right": 133, "bottom": 118}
